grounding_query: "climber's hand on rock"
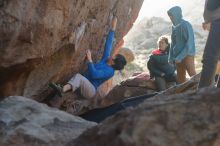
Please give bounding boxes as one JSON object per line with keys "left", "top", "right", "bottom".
{"left": 86, "top": 49, "right": 92, "bottom": 62}
{"left": 112, "top": 16, "right": 117, "bottom": 31}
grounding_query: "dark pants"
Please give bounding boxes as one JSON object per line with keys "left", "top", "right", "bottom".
{"left": 155, "top": 77, "right": 167, "bottom": 91}
{"left": 155, "top": 74, "right": 176, "bottom": 91}
{"left": 199, "top": 19, "right": 220, "bottom": 88}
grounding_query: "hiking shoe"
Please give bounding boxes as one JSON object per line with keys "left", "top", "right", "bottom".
{"left": 49, "top": 82, "right": 63, "bottom": 97}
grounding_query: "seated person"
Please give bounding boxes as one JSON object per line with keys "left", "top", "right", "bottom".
{"left": 50, "top": 16, "right": 127, "bottom": 99}
{"left": 147, "top": 36, "right": 176, "bottom": 91}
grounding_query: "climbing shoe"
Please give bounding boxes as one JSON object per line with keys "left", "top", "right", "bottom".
{"left": 49, "top": 82, "right": 63, "bottom": 97}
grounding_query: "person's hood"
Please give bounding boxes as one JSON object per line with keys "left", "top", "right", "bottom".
{"left": 167, "top": 6, "right": 183, "bottom": 26}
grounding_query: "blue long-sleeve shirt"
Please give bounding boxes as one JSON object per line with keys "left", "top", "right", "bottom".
{"left": 168, "top": 6, "right": 196, "bottom": 63}
{"left": 84, "top": 30, "right": 115, "bottom": 89}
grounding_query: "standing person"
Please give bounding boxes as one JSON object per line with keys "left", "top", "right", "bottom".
{"left": 147, "top": 36, "right": 176, "bottom": 91}
{"left": 167, "top": 6, "right": 196, "bottom": 84}
{"left": 50, "top": 16, "right": 127, "bottom": 99}
{"left": 198, "top": 0, "right": 220, "bottom": 88}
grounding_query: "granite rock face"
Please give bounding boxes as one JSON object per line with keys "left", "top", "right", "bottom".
{"left": 68, "top": 87, "right": 220, "bottom": 146}
{"left": 0, "top": 96, "right": 96, "bottom": 146}
{"left": 47, "top": 76, "right": 156, "bottom": 115}
{"left": 101, "top": 77, "right": 156, "bottom": 107}
{"left": 0, "top": 0, "right": 143, "bottom": 99}
{"left": 46, "top": 73, "right": 200, "bottom": 117}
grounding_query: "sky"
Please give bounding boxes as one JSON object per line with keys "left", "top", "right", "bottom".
{"left": 136, "top": 0, "right": 205, "bottom": 23}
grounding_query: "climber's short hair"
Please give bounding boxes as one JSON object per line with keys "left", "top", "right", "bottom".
{"left": 112, "top": 54, "right": 127, "bottom": 70}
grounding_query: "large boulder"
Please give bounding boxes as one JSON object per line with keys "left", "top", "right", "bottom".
{"left": 101, "top": 73, "right": 201, "bottom": 107}
{"left": 47, "top": 73, "right": 156, "bottom": 115}
{"left": 0, "top": 96, "right": 96, "bottom": 146}
{"left": 119, "top": 47, "right": 135, "bottom": 63}
{"left": 50, "top": 73, "right": 200, "bottom": 116}
{"left": 160, "top": 73, "right": 200, "bottom": 95}
{"left": 0, "top": 0, "right": 144, "bottom": 100}
{"left": 68, "top": 87, "right": 220, "bottom": 146}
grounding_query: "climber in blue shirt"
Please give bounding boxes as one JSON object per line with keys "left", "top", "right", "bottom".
{"left": 167, "top": 6, "right": 196, "bottom": 84}
{"left": 50, "top": 16, "right": 127, "bottom": 99}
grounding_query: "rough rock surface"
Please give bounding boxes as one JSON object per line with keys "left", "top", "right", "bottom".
{"left": 68, "top": 87, "right": 220, "bottom": 146}
{"left": 100, "top": 78, "right": 156, "bottom": 107}
{"left": 0, "top": 0, "right": 144, "bottom": 99}
{"left": 160, "top": 73, "right": 200, "bottom": 95}
{"left": 48, "top": 73, "right": 200, "bottom": 116}
{"left": 46, "top": 72, "right": 156, "bottom": 116}
{"left": 119, "top": 47, "right": 135, "bottom": 63}
{"left": 0, "top": 96, "right": 96, "bottom": 146}
{"left": 100, "top": 73, "right": 200, "bottom": 108}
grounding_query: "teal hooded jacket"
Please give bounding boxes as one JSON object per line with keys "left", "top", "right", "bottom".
{"left": 167, "top": 6, "right": 196, "bottom": 62}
